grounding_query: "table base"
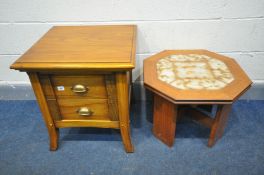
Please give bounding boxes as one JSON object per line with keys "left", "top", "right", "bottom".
{"left": 152, "top": 94, "right": 232, "bottom": 147}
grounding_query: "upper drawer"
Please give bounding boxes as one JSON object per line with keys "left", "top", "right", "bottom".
{"left": 51, "top": 75, "right": 107, "bottom": 98}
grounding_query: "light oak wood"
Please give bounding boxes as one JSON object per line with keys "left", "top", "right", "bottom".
{"left": 11, "top": 25, "right": 136, "bottom": 153}
{"left": 116, "top": 72, "right": 134, "bottom": 152}
{"left": 27, "top": 72, "right": 59, "bottom": 151}
{"left": 10, "top": 25, "right": 136, "bottom": 71}
{"left": 55, "top": 120, "right": 120, "bottom": 129}
{"left": 57, "top": 98, "right": 109, "bottom": 120}
{"left": 39, "top": 75, "right": 62, "bottom": 121}
{"left": 105, "top": 74, "right": 119, "bottom": 121}
{"left": 46, "top": 99, "right": 61, "bottom": 121}
{"left": 50, "top": 75, "right": 107, "bottom": 99}
{"left": 39, "top": 75, "right": 57, "bottom": 99}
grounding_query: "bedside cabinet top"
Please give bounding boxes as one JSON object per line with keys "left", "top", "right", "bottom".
{"left": 10, "top": 25, "right": 136, "bottom": 71}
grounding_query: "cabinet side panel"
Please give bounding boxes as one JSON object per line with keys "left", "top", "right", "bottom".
{"left": 27, "top": 72, "right": 59, "bottom": 150}
{"left": 39, "top": 74, "right": 61, "bottom": 120}
{"left": 105, "top": 74, "right": 119, "bottom": 121}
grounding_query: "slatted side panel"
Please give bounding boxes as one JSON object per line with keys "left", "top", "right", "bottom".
{"left": 39, "top": 74, "right": 61, "bottom": 121}
{"left": 105, "top": 74, "right": 119, "bottom": 121}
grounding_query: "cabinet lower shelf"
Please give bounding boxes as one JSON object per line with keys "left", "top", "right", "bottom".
{"left": 55, "top": 120, "right": 120, "bottom": 129}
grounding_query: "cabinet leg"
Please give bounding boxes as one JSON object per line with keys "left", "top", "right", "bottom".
{"left": 120, "top": 123, "right": 134, "bottom": 153}
{"left": 28, "top": 72, "right": 59, "bottom": 151}
{"left": 153, "top": 94, "right": 177, "bottom": 147}
{"left": 49, "top": 128, "right": 59, "bottom": 151}
{"left": 116, "top": 72, "right": 134, "bottom": 153}
{"left": 208, "top": 104, "right": 232, "bottom": 147}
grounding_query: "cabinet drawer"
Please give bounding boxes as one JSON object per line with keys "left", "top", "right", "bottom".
{"left": 51, "top": 75, "right": 107, "bottom": 98}
{"left": 57, "top": 98, "right": 110, "bottom": 120}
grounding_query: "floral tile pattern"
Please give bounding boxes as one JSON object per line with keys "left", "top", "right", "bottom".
{"left": 156, "top": 54, "right": 234, "bottom": 90}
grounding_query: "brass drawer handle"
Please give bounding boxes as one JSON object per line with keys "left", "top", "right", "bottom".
{"left": 77, "top": 107, "right": 94, "bottom": 116}
{"left": 71, "top": 84, "right": 88, "bottom": 93}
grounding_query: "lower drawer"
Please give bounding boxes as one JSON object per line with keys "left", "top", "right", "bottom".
{"left": 57, "top": 98, "right": 110, "bottom": 120}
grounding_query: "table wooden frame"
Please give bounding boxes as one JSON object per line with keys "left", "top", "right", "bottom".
{"left": 144, "top": 50, "right": 252, "bottom": 147}
{"left": 151, "top": 93, "right": 232, "bottom": 147}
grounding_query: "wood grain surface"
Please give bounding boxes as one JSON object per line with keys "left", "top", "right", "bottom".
{"left": 10, "top": 25, "right": 136, "bottom": 71}
{"left": 28, "top": 72, "right": 59, "bottom": 151}
{"left": 50, "top": 75, "right": 107, "bottom": 98}
{"left": 10, "top": 25, "right": 137, "bottom": 153}
{"left": 144, "top": 50, "right": 252, "bottom": 102}
{"left": 105, "top": 74, "right": 119, "bottom": 121}
{"left": 116, "top": 71, "right": 134, "bottom": 152}
{"left": 208, "top": 104, "right": 232, "bottom": 147}
{"left": 153, "top": 94, "right": 177, "bottom": 147}
{"left": 57, "top": 98, "right": 109, "bottom": 120}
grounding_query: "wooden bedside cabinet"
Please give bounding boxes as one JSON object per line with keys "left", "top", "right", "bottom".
{"left": 10, "top": 25, "right": 137, "bottom": 153}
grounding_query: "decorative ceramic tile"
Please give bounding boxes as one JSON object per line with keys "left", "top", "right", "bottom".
{"left": 156, "top": 54, "right": 234, "bottom": 90}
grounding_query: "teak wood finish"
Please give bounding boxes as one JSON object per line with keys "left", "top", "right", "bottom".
{"left": 144, "top": 50, "right": 252, "bottom": 103}
{"left": 144, "top": 50, "right": 252, "bottom": 147}
{"left": 11, "top": 25, "right": 136, "bottom": 71}
{"left": 10, "top": 25, "right": 137, "bottom": 153}
{"left": 153, "top": 94, "right": 177, "bottom": 147}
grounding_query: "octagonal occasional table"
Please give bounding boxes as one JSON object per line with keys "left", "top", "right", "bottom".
{"left": 144, "top": 50, "right": 252, "bottom": 147}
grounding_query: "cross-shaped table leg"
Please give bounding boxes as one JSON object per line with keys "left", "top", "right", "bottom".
{"left": 152, "top": 94, "right": 177, "bottom": 147}
{"left": 152, "top": 93, "right": 232, "bottom": 148}
{"left": 208, "top": 104, "right": 232, "bottom": 147}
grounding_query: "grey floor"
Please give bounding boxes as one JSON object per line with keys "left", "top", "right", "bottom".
{"left": 0, "top": 100, "right": 264, "bottom": 175}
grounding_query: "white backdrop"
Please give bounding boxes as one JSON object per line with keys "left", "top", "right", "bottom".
{"left": 0, "top": 0, "right": 264, "bottom": 83}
